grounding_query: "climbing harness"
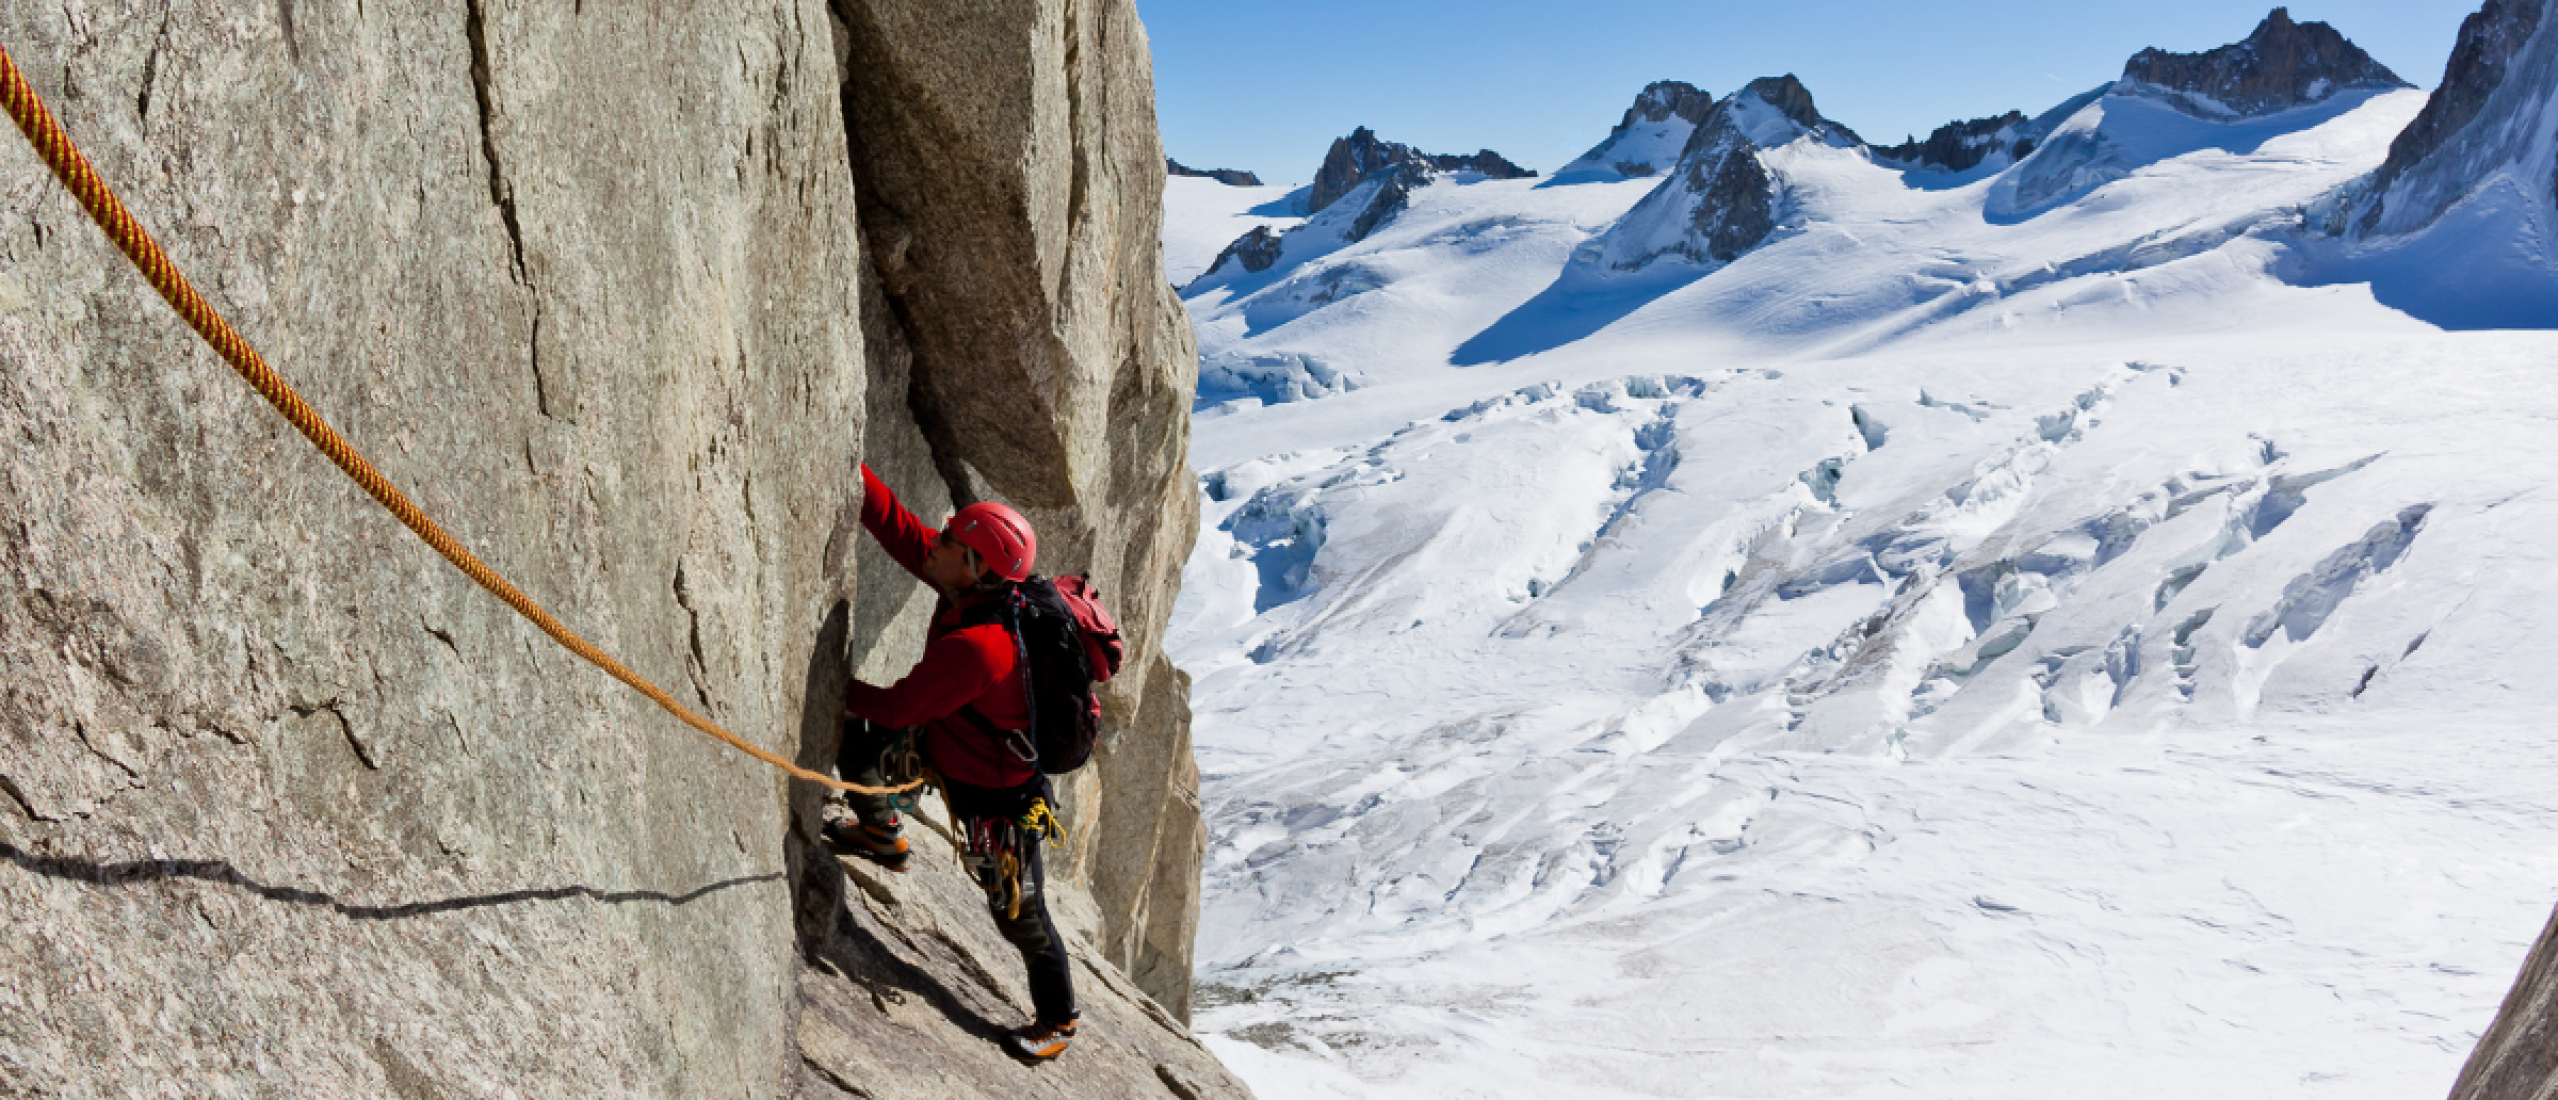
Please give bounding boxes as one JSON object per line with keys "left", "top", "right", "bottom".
{"left": 959, "top": 797, "right": 1061, "bottom": 922}
{"left": 0, "top": 44, "right": 919, "bottom": 798}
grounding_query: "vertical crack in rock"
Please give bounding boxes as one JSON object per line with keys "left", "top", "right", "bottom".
{"left": 464, "top": 0, "right": 529, "bottom": 284}
{"left": 672, "top": 559, "right": 714, "bottom": 712}
{"left": 528, "top": 303, "right": 550, "bottom": 417}
{"left": 1063, "top": 0, "right": 1092, "bottom": 238}
{"left": 137, "top": 13, "right": 171, "bottom": 125}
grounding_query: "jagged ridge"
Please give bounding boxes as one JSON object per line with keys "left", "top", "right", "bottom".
{"left": 1170, "top": 157, "right": 1264, "bottom": 187}
{"left": 2118, "top": 7, "right": 2410, "bottom": 118}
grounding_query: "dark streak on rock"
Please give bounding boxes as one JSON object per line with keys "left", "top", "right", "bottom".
{"left": 0, "top": 840, "right": 780, "bottom": 918}
{"left": 278, "top": 0, "right": 301, "bottom": 64}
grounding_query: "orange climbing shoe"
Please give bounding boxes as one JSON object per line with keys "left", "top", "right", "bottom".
{"left": 823, "top": 817, "right": 910, "bottom": 872}
{"left": 1004, "top": 1019, "right": 1077, "bottom": 1061}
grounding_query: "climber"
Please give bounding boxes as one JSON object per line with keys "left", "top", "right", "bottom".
{"left": 834, "top": 463, "right": 1079, "bottom": 1062}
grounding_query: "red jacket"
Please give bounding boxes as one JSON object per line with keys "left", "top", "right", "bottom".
{"left": 843, "top": 465, "right": 1037, "bottom": 789}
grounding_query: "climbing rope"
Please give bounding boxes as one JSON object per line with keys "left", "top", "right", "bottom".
{"left": 0, "top": 43, "right": 919, "bottom": 798}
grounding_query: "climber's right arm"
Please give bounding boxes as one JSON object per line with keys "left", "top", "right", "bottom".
{"left": 860, "top": 464, "right": 938, "bottom": 581}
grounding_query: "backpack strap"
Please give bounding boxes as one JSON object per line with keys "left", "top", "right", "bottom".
{"left": 957, "top": 704, "right": 1039, "bottom": 764}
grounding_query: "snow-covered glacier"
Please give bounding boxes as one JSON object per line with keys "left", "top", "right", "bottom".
{"left": 1164, "top": 12, "right": 2558, "bottom": 1099}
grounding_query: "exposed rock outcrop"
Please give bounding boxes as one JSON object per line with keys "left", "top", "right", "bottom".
{"left": 1169, "top": 158, "right": 1265, "bottom": 187}
{"left": 1199, "top": 225, "right": 1286, "bottom": 278}
{"left": 1306, "top": 126, "right": 1534, "bottom": 215}
{"left": 2119, "top": 7, "right": 2410, "bottom": 118}
{"left": 1557, "top": 80, "right": 1716, "bottom": 179}
{"left": 2449, "top": 904, "right": 2558, "bottom": 1100}
{"left": 1877, "top": 110, "right": 2035, "bottom": 173}
{"left": 1583, "top": 75, "right": 1861, "bottom": 272}
{"left": 0, "top": 0, "right": 1237, "bottom": 1094}
{"left": 2346, "top": 0, "right": 2558, "bottom": 237}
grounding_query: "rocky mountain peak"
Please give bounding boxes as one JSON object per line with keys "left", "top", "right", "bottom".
{"left": 1625, "top": 80, "right": 1717, "bottom": 127}
{"left": 1738, "top": 75, "right": 1827, "bottom": 134}
{"left": 1582, "top": 75, "right": 1859, "bottom": 272}
{"left": 1712, "top": 74, "right": 1865, "bottom": 150}
{"left": 1559, "top": 81, "right": 1718, "bottom": 180}
{"left": 1309, "top": 126, "right": 1409, "bottom": 213}
{"left": 1169, "top": 157, "right": 1265, "bottom": 187}
{"left": 2120, "top": 7, "right": 2411, "bottom": 118}
{"left": 1308, "top": 127, "right": 1534, "bottom": 214}
{"left": 1878, "top": 110, "right": 2036, "bottom": 173}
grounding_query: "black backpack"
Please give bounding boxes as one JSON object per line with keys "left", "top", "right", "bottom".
{"left": 958, "top": 574, "right": 1125, "bottom": 775}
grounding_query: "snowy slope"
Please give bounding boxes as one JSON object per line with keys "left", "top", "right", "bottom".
{"left": 1165, "top": 57, "right": 2558, "bottom": 1100}
{"left": 1553, "top": 81, "right": 1715, "bottom": 183}
{"left": 1164, "top": 175, "right": 1304, "bottom": 286}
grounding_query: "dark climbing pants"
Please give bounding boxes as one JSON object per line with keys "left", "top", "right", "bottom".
{"left": 947, "top": 776, "right": 1078, "bottom": 1027}
{"left": 838, "top": 724, "right": 1075, "bottom": 1025}
{"left": 835, "top": 718, "right": 905, "bottom": 829}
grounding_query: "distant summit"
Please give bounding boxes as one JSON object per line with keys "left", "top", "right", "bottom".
{"left": 1557, "top": 81, "right": 1716, "bottom": 180}
{"left": 1169, "top": 158, "right": 1264, "bottom": 187}
{"left": 2119, "top": 7, "right": 2410, "bottom": 118}
{"left": 1185, "top": 127, "right": 1538, "bottom": 291}
{"left": 1876, "top": 111, "right": 2035, "bottom": 173}
{"left": 1308, "top": 127, "right": 1535, "bottom": 215}
{"left": 1584, "top": 75, "right": 1861, "bottom": 271}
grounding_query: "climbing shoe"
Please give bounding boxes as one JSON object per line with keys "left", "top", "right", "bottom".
{"left": 1004, "top": 1019, "right": 1077, "bottom": 1062}
{"left": 823, "top": 817, "right": 910, "bottom": 872}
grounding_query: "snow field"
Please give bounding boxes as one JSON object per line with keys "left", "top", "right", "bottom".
{"left": 1163, "top": 80, "right": 2558, "bottom": 1100}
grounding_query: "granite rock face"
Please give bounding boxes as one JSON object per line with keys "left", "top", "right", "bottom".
{"left": 1168, "top": 158, "right": 1264, "bottom": 187}
{"left": 2120, "top": 7, "right": 2410, "bottom": 118}
{"left": 2449, "top": 904, "right": 2558, "bottom": 1100}
{"left": 0, "top": 0, "right": 1232, "bottom": 1095}
{"left": 2348, "top": 0, "right": 2558, "bottom": 237}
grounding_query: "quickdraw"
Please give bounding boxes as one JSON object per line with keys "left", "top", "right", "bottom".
{"left": 875, "top": 726, "right": 932, "bottom": 818}
{"left": 965, "top": 815, "right": 1030, "bottom": 921}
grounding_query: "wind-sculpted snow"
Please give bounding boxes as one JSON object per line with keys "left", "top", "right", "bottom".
{"left": 1167, "top": 40, "right": 2558, "bottom": 1100}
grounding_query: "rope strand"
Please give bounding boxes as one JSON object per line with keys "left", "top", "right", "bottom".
{"left": 0, "top": 42, "right": 917, "bottom": 798}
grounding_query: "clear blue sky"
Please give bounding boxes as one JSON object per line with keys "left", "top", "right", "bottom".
{"left": 1142, "top": 0, "right": 2486, "bottom": 184}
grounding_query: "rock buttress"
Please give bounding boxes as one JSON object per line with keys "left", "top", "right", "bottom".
{"left": 827, "top": 0, "right": 1210, "bottom": 1023}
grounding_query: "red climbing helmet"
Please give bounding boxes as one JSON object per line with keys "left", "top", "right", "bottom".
{"left": 943, "top": 502, "right": 1037, "bottom": 583}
